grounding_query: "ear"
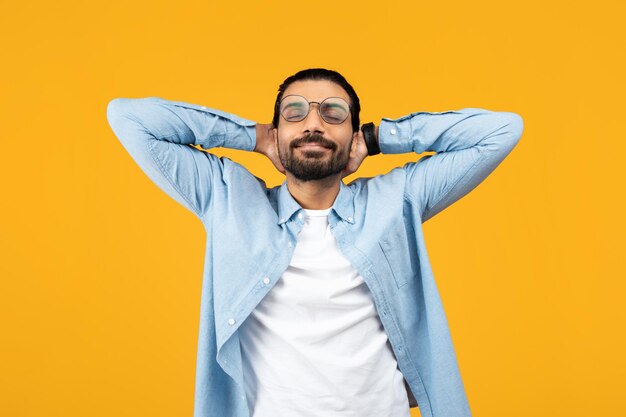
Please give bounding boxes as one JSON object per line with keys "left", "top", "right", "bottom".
{"left": 272, "top": 127, "right": 278, "bottom": 146}
{"left": 350, "top": 130, "right": 359, "bottom": 157}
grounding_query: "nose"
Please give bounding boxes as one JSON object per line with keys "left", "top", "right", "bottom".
{"left": 301, "top": 102, "right": 325, "bottom": 134}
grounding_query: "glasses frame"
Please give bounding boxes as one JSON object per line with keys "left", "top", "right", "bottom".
{"left": 277, "top": 94, "right": 352, "bottom": 125}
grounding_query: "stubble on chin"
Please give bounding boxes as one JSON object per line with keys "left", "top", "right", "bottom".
{"left": 279, "top": 134, "right": 350, "bottom": 181}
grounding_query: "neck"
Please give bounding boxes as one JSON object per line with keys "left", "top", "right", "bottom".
{"left": 285, "top": 172, "right": 341, "bottom": 210}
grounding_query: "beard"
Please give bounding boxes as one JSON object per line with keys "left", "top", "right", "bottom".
{"left": 278, "top": 132, "right": 352, "bottom": 181}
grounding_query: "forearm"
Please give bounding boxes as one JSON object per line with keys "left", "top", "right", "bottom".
{"left": 106, "top": 97, "right": 256, "bottom": 152}
{"left": 106, "top": 97, "right": 258, "bottom": 219}
{"left": 377, "top": 108, "right": 525, "bottom": 223}
{"left": 376, "top": 108, "right": 524, "bottom": 155}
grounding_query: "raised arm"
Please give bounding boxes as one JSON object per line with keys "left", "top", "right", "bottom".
{"left": 377, "top": 108, "right": 524, "bottom": 223}
{"left": 106, "top": 97, "right": 257, "bottom": 220}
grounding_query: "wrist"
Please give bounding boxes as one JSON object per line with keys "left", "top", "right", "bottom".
{"left": 254, "top": 124, "right": 269, "bottom": 154}
{"left": 375, "top": 125, "right": 379, "bottom": 148}
{"left": 360, "top": 122, "right": 381, "bottom": 156}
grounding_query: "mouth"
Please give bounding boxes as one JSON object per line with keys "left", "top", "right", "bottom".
{"left": 296, "top": 143, "right": 332, "bottom": 150}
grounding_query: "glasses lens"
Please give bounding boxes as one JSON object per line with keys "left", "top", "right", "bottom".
{"left": 280, "top": 96, "right": 309, "bottom": 122}
{"left": 320, "top": 98, "right": 350, "bottom": 124}
{"left": 279, "top": 96, "right": 350, "bottom": 124}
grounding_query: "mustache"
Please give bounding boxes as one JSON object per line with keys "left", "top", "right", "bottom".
{"left": 291, "top": 133, "right": 336, "bottom": 150}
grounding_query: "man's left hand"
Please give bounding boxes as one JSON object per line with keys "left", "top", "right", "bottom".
{"left": 341, "top": 127, "right": 371, "bottom": 179}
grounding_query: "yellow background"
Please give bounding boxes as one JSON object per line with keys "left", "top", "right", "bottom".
{"left": 1, "top": 0, "right": 624, "bottom": 416}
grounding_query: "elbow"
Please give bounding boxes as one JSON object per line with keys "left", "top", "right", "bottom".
{"left": 106, "top": 97, "right": 164, "bottom": 127}
{"left": 505, "top": 112, "right": 524, "bottom": 144}
{"left": 106, "top": 98, "right": 147, "bottom": 140}
{"left": 107, "top": 97, "right": 127, "bottom": 115}
{"left": 493, "top": 111, "right": 524, "bottom": 152}
{"left": 480, "top": 111, "right": 524, "bottom": 155}
{"left": 106, "top": 98, "right": 131, "bottom": 129}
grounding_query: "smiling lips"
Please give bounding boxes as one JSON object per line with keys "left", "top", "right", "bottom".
{"left": 297, "top": 143, "right": 331, "bottom": 149}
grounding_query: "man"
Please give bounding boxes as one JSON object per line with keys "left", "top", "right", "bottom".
{"left": 106, "top": 68, "right": 524, "bottom": 417}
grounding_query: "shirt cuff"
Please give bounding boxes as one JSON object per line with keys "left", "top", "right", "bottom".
{"left": 378, "top": 110, "right": 459, "bottom": 154}
{"left": 378, "top": 114, "right": 417, "bottom": 154}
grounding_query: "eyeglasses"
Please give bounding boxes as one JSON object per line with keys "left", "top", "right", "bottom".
{"left": 278, "top": 95, "right": 351, "bottom": 125}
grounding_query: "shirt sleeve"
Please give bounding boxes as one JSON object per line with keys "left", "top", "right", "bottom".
{"left": 106, "top": 97, "right": 257, "bottom": 220}
{"left": 378, "top": 108, "right": 524, "bottom": 223}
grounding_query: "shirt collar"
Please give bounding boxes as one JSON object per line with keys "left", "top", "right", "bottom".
{"left": 276, "top": 179, "right": 355, "bottom": 225}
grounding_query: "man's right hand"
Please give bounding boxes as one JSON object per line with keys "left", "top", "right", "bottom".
{"left": 254, "top": 123, "right": 286, "bottom": 174}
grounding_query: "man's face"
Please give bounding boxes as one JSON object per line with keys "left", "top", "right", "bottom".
{"left": 273, "top": 80, "right": 357, "bottom": 181}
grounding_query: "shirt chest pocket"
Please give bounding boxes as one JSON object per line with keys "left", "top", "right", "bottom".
{"left": 377, "top": 227, "right": 414, "bottom": 289}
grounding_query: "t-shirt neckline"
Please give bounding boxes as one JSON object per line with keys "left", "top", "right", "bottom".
{"left": 302, "top": 207, "right": 332, "bottom": 217}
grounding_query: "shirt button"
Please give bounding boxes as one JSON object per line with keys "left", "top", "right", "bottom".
{"left": 347, "top": 216, "right": 353, "bottom": 222}
{"left": 279, "top": 218, "right": 285, "bottom": 223}
{"left": 288, "top": 241, "right": 293, "bottom": 248}
{"left": 297, "top": 213, "right": 303, "bottom": 220}
{"left": 262, "top": 277, "right": 270, "bottom": 285}
{"left": 390, "top": 128, "right": 397, "bottom": 135}
{"left": 228, "top": 318, "right": 236, "bottom": 326}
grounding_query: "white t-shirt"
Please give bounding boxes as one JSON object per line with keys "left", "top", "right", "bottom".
{"left": 238, "top": 208, "right": 410, "bottom": 417}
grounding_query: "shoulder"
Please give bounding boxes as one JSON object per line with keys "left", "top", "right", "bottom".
{"left": 346, "top": 168, "right": 411, "bottom": 215}
{"left": 347, "top": 167, "right": 408, "bottom": 195}
{"left": 214, "top": 155, "right": 269, "bottom": 190}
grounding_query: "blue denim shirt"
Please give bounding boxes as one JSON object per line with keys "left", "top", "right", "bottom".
{"left": 106, "top": 97, "right": 523, "bottom": 417}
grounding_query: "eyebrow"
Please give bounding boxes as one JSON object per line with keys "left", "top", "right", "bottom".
{"left": 323, "top": 102, "right": 347, "bottom": 109}
{"left": 282, "top": 102, "right": 305, "bottom": 108}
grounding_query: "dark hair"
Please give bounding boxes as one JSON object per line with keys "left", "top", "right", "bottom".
{"left": 272, "top": 68, "right": 361, "bottom": 132}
